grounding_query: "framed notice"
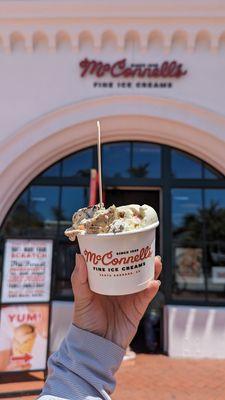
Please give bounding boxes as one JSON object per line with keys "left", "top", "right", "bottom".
{"left": 1, "top": 239, "right": 53, "bottom": 303}
{"left": 0, "top": 304, "right": 49, "bottom": 372}
{"left": 175, "top": 247, "right": 204, "bottom": 284}
{"left": 212, "top": 266, "right": 225, "bottom": 284}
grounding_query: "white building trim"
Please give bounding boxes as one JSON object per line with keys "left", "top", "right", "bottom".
{"left": 0, "top": 1, "right": 225, "bottom": 53}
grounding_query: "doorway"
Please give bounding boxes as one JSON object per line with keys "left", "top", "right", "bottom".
{"left": 105, "top": 187, "right": 164, "bottom": 353}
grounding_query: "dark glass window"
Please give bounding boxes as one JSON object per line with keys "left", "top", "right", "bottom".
{"left": 171, "top": 189, "right": 205, "bottom": 300}
{"left": 53, "top": 241, "right": 79, "bottom": 299}
{"left": 59, "top": 187, "right": 89, "bottom": 234}
{"left": 62, "top": 148, "right": 93, "bottom": 178}
{"left": 206, "top": 242, "right": 225, "bottom": 303}
{"left": 171, "top": 149, "right": 202, "bottom": 178}
{"left": 204, "top": 189, "right": 225, "bottom": 302}
{"left": 172, "top": 189, "right": 203, "bottom": 243}
{"left": 102, "top": 142, "right": 131, "bottom": 178}
{"left": 205, "top": 189, "right": 225, "bottom": 241}
{"left": 132, "top": 142, "right": 161, "bottom": 178}
{"left": 29, "top": 186, "right": 60, "bottom": 236}
{"left": 204, "top": 165, "right": 222, "bottom": 180}
{"left": 1, "top": 189, "right": 29, "bottom": 237}
{"left": 172, "top": 245, "right": 205, "bottom": 301}
{"left": 41, "top": 162, "right": 61, "bottom": 177}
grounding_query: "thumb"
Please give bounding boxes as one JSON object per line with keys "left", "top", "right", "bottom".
{"left": 71, "top": 254, "right": 92, "bottom": 302}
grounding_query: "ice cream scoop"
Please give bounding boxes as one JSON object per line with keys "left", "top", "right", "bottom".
{"left": 65, "top": 203, "right": 158, "bottom": 240}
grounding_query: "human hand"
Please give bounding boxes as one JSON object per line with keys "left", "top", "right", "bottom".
{"left": 72, "top": 254, "right": 162, "bottom": 349}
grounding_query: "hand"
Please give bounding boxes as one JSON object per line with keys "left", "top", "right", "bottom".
{"left": 72, "top": 254, "right": 162, "bottom": 349}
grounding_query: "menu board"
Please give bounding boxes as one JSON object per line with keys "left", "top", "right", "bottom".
{"left": 1, "top": 239, "right": 53, "bottom": 303}
{"left": 0, "top": 304, "right": 49, "bottom": 372}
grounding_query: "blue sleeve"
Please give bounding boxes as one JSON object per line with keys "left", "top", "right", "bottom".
{"left": 39, "top": 324, "right": 125, "bottom": 400}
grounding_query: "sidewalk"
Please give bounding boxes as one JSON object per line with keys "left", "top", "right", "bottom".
{"left": 113, "top": 354, "right": 225, "bottom": 400}
{"left": 1, "top": 354, "right": 225, "bottom": 400}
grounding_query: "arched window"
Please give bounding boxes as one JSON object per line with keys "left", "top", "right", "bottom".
{"left": 1, "top": 143, "right": 225, "bottom": 304}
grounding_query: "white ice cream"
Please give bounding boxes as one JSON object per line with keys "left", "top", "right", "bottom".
{"left": 65, "top": 203, "right": 158, "bottom": 240}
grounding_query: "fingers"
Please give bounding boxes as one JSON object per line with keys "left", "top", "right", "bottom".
{"left": 134, "top": 280, "right": 161, "bottom": 320}
{"left": 154, "top": 255, "right": 162, "bottom": 280}
{"left": 71, "top": 254, "right": 92, "bottom": 301}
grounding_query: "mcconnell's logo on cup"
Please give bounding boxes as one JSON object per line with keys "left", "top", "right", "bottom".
{"left": 83, "top": 246, "right": 152, "bottom": 266}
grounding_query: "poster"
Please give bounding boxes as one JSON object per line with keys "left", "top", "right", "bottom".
{"left": 1, "top": 239, "right": 53, "bottom": 303}
{"left": 175, "top": 247, "right": 204, "bottom": 284}
{"left": 0, "top": 304, "right": 49, "bottom": 372}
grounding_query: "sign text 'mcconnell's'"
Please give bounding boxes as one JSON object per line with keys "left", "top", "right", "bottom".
{"left": 80, "top": 58, "right": 187, "bottom": 79}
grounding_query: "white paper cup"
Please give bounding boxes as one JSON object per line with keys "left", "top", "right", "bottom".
{"left": 77, "top": 221, "right": 159, "bottom": 296}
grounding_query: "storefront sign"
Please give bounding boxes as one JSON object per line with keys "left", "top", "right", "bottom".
{"left": 0, "top": 304, "right": 49, "bottom": 372}
{"left": 1, "top": 239, "right": 53, "bottom": 303}
{"left": 79, "top": 58, "right": 187, "bottom": 89}
{"left": 80, "top": 58, "right": 187, "bottom": 78}
{"left": 212, "top": 266, "right": 225, "bottom": 284}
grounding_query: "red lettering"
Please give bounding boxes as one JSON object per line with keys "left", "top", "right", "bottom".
{"left": 102, "top": 251, "right": 113, "bottom": 266}
{"left": 160, "top": 61, "right": 170, "bottom": 77}
{"left": 8, "top": 312, "right": 42, "bottom": 324}
{"left": 79, "top": 59, "right": 98, "bottom": 77}
{"left": 111, "top": 59, "right": 126, "bottom": 77}
{"left": 96, "top": 63, "right": 107, "bottom": 77}
{"left": 151, "top": 67, "right": 160, "bottom": 78}
{"left": 84, "top": 246, "right": 152, "bottom": 267}
{"left": 168, "top": 61, "right": 177, "bottom": 77}
{"left": 80, "top": 58, "right": 187, "bottom": 80}
{"left": 18, "top": 314, "right": 25, "bottom": 323}
{"left": 84, "top": 250, "right": 99, "bottom": 265}
{"left": 27, "top": 313, "right": 37, "bottom": 322}
{"left": 8, "top": 314, "right": 15, "bottom": 323}
{"left": 175, "top": 63, "right": 187, "bottom": 78}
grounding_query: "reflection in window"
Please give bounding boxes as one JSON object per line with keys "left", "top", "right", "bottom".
{"left": 132, "top": 142, "right": 161, "bottom": 178}
{"left": 1, "top": 189, "right": 29, "bottom": 237}
{"left": 29, "top": 186, "right": 60, "bottom": 235}
{"left": 172, "top": 189, "right": 203, "bottom": 243}
{"left": 60, "top": 187, "right": 89, "bottom": 234}
{"left": 204, "top": 165, "right": 222, "bottom": 179}
{"left": 102, "top": 142, "right": 131, "bottom": 178}
{"left": 172, "top": 246, "right": 206, "bottom": 300}
{"left": 41, "top": 162, "right": 61, "bottom": 177}
{"left": 205, "top": 189, "right": 225, "bottom": 241}
{"left": 172, "top": 150, "right": 202, "bottom": 178}
{"left": 172, "top": 190, "right": 205, "bottom": 300}
{"left": 62, "top": 148, "right": 93, "bottom": 178}
{"left": 206, "top": 242, "right": 225, "bottom": 302}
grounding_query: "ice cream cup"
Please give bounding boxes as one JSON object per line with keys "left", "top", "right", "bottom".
{"left": 77, "top": 221, "right": 159, "bottom": 295}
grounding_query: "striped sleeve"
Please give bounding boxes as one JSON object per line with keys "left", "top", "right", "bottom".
{"left": 39, "top": 324, "right": 125, "bottom": 400}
